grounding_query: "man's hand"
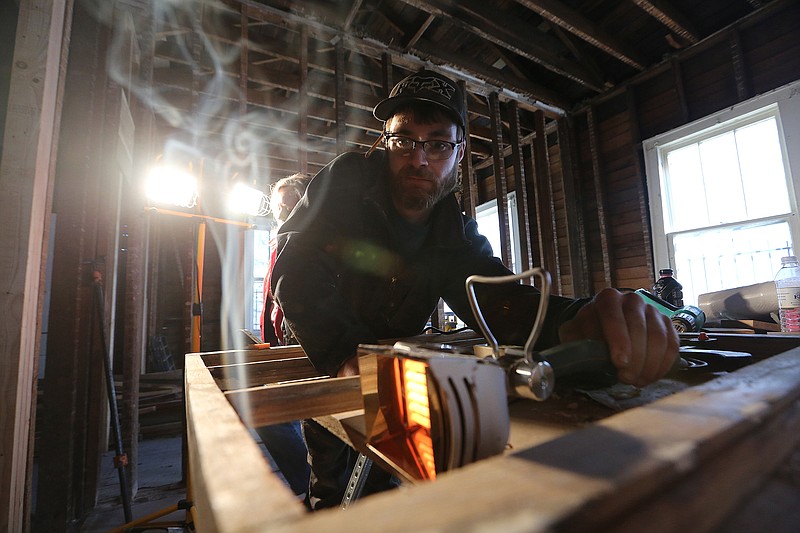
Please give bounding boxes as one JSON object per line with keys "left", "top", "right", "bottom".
{"left": 558, "top": 288, "right": 679, "bottom": 387}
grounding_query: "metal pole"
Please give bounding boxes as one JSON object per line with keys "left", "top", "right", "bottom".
{"left": 92, "top": 271, "right": 133, "bottom": 523}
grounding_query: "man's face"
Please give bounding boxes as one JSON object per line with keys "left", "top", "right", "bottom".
{"left": 384, "top": 111, "right": 464, "bottom": 219}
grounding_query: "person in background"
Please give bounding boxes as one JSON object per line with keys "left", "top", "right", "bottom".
{"left": 261, "top": 173, "right": 309, "bottom": 345}
{"left": 254, "top": 172, "right": 310, "bottom": 504}
{"left": 271, "top": 69, "right": 679, "bottom": 509}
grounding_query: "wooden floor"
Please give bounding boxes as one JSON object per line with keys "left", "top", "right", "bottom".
{"left": 79, "top": 436, "right": 187, "bottom": 532}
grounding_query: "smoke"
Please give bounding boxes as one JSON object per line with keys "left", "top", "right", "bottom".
{"left": 93, "top": 0, "right": 321, "bottom": 357}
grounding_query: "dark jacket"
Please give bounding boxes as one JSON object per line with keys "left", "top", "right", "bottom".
{"left": 272, "top": 151, "right": 587, "bottom": 376}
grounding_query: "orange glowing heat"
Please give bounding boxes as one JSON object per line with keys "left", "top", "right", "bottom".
{"left": 402, "top": 359, "right": 436, "bottom": 479}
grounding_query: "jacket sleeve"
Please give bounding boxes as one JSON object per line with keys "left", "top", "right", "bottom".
{"left": 441, "top": 215, "right": 590, "bottom": 350}
{"left": 270, "top": 155, "right": 379, "bottom": 376}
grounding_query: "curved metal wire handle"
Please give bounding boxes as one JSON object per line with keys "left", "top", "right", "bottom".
{"left": 465, "top": 267, "right": 551, "bottom": 363}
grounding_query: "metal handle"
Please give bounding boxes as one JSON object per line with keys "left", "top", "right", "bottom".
{"left": 465, "top": 267, "right": 551, "bottom": 364}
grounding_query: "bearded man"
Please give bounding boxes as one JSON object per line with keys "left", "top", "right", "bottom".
{"left": 271, "top": 69, "right": 678, "bottom": 509}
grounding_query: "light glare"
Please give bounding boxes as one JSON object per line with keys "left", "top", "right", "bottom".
{"left": 146, "top": 165, "right": 198, "bottom": 208}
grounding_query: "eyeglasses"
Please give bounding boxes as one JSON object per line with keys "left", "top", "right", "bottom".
{"left": 383, "top": 133, "right": 462, "bottom": 160}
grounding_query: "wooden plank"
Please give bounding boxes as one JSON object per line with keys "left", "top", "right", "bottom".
{"left": 507, "top": 101, "right": 532, "bottom": 277}
{"left": 488, "top": 92, "right": 512, "bottom": 267}
{"left": 0, "top": 0, "right": 72, "bottom": 530}
{"left": 224, "top": 376, "right": 363, "bottom": 428}
{"left": 199, "top": 345, "right": 307, "bottom": 367}
{"left": 458, "top": 79, "right": 477, "bottom": 219}
{"left": 586, "top": 106, "right": 614, "bottom": 288}
{"left": 532, "top": 109, "right": 560, "bottom": 288}
{"left": 209, "top": 357, "right": 321, "bottom": 390}
{"left": 184, "top": 355, "right": 305, "bottom": 532}
{"left": 555, "top": 117, "right": 590, "bottom": 297}
{"left": 261, "top": 348, "right": 800, "bottom": 532}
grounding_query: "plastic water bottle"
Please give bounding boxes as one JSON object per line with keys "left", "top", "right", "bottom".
{"left": 774, "top": 255, "right": 800, "bottom": 333}
{"left": 653, "top": 268, "right": 683, "bottom": 307}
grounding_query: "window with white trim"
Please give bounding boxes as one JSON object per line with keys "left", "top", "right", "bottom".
{"left": 644, "top": 81, "right": 800, "bottom": 306}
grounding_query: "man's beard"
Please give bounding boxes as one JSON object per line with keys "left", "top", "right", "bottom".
{"left": 390, "top": 163, "right": 460, "bottom": 213}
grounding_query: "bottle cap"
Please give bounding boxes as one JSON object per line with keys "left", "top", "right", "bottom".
{"left": 781, "top": 256, "right": 797, "bottom": 264}
{"left": 659, "top": 268, "right": 674, "bottom": 276}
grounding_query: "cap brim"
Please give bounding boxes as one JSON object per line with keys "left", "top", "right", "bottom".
{"left": 374, "top": 96, "right": 464, "bottom": 129}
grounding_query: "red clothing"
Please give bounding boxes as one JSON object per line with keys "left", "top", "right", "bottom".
{"left": 260, "top": 237, "right": 285, "bottom": 344}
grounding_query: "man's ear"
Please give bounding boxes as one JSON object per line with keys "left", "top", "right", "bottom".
{"left": 457, "top": 141, "right": 466, "bottom": 163}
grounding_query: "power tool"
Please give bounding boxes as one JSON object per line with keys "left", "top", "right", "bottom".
{"left": 634, "top": 288, "right": 705, "bottom": 332}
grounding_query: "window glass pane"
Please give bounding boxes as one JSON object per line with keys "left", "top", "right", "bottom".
{"left": 698, "top": 132, "right": 747, "bottom": 224}
{"left": 736, "top": 118, "right": 790, "bottom": 218}
{"left": 475, "top": 194, "right": 520, "bottom": 273}
{"left": 251, "top": 229, "right": 271, "bottom": 331}
{"left": 665, "top": 145, "right": 709, "bottom": 232}
{"left": 671, "top": 220, "right": 792, "bottom": 305}
{"left": 663, "top": 116, "right": 790, "bottom": 233}
{"left": 476, "top": 204, "right": 501, "bottom": 258}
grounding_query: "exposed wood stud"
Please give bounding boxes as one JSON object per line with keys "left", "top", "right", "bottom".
{"left": 298, "top": 24, "right": 309, "bottom": 175}
{"left": 532, "top": 110, "right": 560, "bottom": 290}
{"left": 729, "top": 28, "right": 751, "bottom": 101}
{"left": 508, "top": 101, "right": 532, "bottom": 278}
{"left": 489, "top": 92, "right": 512, "bottom": 267}
{"left": 671, "top": 57, "right": 690, "bottom": 125}
{"left": 459, "top": 80, "right": 477, "bottom": 219}
{"left": 586, "top": 106, "right": 614, "bottom": 288}
{"left": 381, "top": 52, "right": 393, "bottom": 94}
{"left": 556, "top": 117, "right": 590, "bottom": 297}
{"left": 334, "top": 40, "right": 347, "bottom": 155}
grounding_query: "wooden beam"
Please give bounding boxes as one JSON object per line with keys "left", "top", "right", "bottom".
{"left": 234, "top": 0, "right": 567, "bottom": 115}
{"left": 631, "top": 0, "right": 699, "bottom": 44}
{"left": 398, "top": 0, "right": 604, "bottom": 92}
{"left": 555, "top": 117, "right": 590, "bottom": 298}
{"left": 459, "top": 80, "right": 477, "bottom": 219}
{"left": 729, "top": 28, "right": 751, "bottom": 102}
{"left": 586, "top": 106, "right": 614, "bottom": 288}
{"left": 514, "top": 0, "right": 646, "bottom": 70}
{"left": 0, "top": 0, "right": 72, "bottom": 530}
{"left": 184, "top": 355, "right": 305, "bottom": 532}
{"left": 507, "top": 101, "right": 532, "bottom": 277}
{"left": 298, "top": 24, "right": 309, "bottom": 174}
{"left": 225, "top": 376, "right": 363, "bottom": 428}
{"left": 488, "top": 93, "right": 512, "bottom": 267}
{"left": 531, "top": 110, "right": 559, "bottom": 288}
{"left": 186, "top": 344, "right": 800, "bottom": 531}
{"left": 334, "top": 39, "right": 347, "bottom": 154}
{"left": 209, "top": 357, "right": 321, "bottom": 390}
{"left": 670, "top": 57, "right": 690, "bottom": 124}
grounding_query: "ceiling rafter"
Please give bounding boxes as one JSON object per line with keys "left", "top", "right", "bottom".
{"left": 396, "top": 0, "right": 606, "bottom": 91}
{"left": 513, "top": 0, "right": 647, "bottom": 69}
{"left": 631, "top": 0, "right": 699, "bottom": 44}
{"left": 234, "top": 0, "right": 568, "bottom": 114}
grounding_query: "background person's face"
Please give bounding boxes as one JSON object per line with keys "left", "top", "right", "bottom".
{"left": 385, "top": 112, "right": 463, "bottom": 215}
{"left": 274, "top": 187, "right": 301, "bottom": 222}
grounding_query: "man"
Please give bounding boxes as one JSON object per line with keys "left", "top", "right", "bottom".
{"left": 272, "top": 69, "right": 679, "bottom": 509}
{"left": 255, "top": 172, "right": 311, "bottom": 505}
{"left": 261, "top": 172, "right": 309, "bottom": 345}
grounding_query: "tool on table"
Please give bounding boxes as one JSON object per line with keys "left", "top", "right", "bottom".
{"left": 467, "top": 267, "right": 616, "bottom": 400}
{"left": 634, "top": 288, "right": 706, "bottom": 332}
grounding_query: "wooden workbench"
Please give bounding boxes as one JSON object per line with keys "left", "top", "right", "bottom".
{"left": 184, "top": 335, "right": 800, "bottom": 532}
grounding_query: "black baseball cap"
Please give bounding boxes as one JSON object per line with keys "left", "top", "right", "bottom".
{"left": 373, "top": 69, "right": 467, "bottom": 133}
